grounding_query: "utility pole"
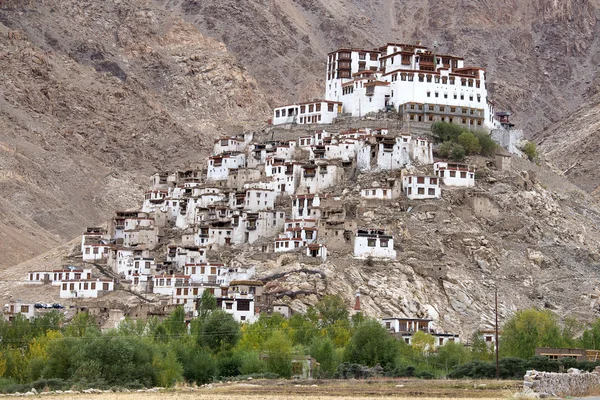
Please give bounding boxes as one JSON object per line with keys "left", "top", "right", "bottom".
{"left": 495, "top": 287, "right": 500, "bottom": 380}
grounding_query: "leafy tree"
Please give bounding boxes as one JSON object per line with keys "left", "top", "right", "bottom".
{"left": 216, "top": 352, "right": 242, "bottom": 378}
{"left": 501, "top": 308, "right": 566, "bottom": 359}
{"left": 470, "top": 331, "right": 493, "bottom": 362}
{"left": 197, "top": 290, "right": 217, "bottom": 322}
{"left": 411, "top": 331, "right": 435, "bottom": 354}
{"left": 152, "top": 347, "right": 183, "bottom": 387}
{"left": 435, "top": 341, "right": 471, "bottom": 372}
{"left": 473, "top": 131, "right": 498, "bottom": 156}
{"left": 457, "top": 131, "right": 481, "bottom": 154}
{"left": 315, "top": 294, "right": 349, "bottom": 328}
{"left": 288, "top": 314, "right": 318, "bottom": 346}
{"left": 310, "top": 336, "right": 338, "bottom": 378}
{"left": 344, "top": 319, "right": 397, "bottom": 369}
{"left": 450, "top": 143, "right": 466, "bottom": 160}
{"left": 437, "top": 141, "right": 454, "bottom": 158}
{"left": 64, "top": 312, "right": 98, "bottom": 337}
{"left": 262, "top": 331, "right": 292, "bottom": 378}
{"left": 237, "top": 350, "right": 266, "bottom": 375}
{"left": 581, "top": 319, "right": 600, "bottom": 350}
{"left": 432, "top": 122, "right": 465, "bottom": 143}
{"left": 163, "top": 306, "right": 186, "bottom": 340}
{"left": 200, "top": 310, "right": 240, "bottom": 352}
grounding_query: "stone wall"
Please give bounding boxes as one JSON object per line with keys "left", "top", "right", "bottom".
{"left": 522, "top": 369, "right": 600, "bottom": 397}
{"left": 491, "top": 128, "right": 524, "bottom": 154}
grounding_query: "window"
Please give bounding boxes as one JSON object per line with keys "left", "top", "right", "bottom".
{"left": 380, "top": 239, "right": 389, "bottom": 247}
{"left": 428, "top": 188, "right": 436, "bottom": 196}
{"left": 91, "top": 282, "right": 96, "bottom": 290}
{"left": 435, "top": 92, "right": 439, "bottom": 98}
{"left": 449, "top": 77, "right": 455, "bottom": 84}
{"left": 308, "top": 104, "right": 314, "bottom": 113}
{"left": 408, "top": 74, "right": 414, "bottom": 82}
{"left": 401, "top": 73, "right": 407, "bottom": 81}
{"left": 275, "top": 110, "right": 280, "bottom": 118}
{"left": 460, "top": 171, "right": 467, "bottom": 178}
{"left": 426, "top": 91, "right": 431, "bottom": 97}
{"left": 226, "top": 303, "right": 233, "bottom": 310}
{"left": 434, "top": 76, "right": 440, "bottom": 83}
{"left": 328, "top": 103, "right": 334, "bottom": 112}
{"left": 418, "top": 74, "right": 424, "bottom": 82}
{"left": 85, "top": 248, "right": 90, "bottom": 254}
{"left": 367, "top": 238, "right": 376, "bottom": 247}
{"left": 469, "top": 95, "right": 473, "bottom": 101}
{"left": 418, "top": 188, "right": 425, "bottom": 195}
{"left": 440, "top": 106, "right": 445, "bottom": 112}
{"left": 21, "top": 305, "right": 29, "bottom": 313}
{"left": 426, "top": 75, "right": 432, "bottom": 83}
{"left": 453, "top": 93, "right": 457, "bottom": 100}
{"left": 103, "top": 283, "right": 109, "bottom": 290}
{"left": 316, "top": 103, "right": 321, "bottom": 112}
{"left": 430, "top": 178, "right": 437, "bottom": 185}
{"left": 93, "top": 247, "right": 98, "bottom": 254}
{"left": 300, "top": 105, "right": 306, "bottom": 113}
{"left": 417, "top": 177, "right": 425, "bottom": 184}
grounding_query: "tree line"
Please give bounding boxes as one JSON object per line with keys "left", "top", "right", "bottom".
{"left": 0, "top": 294, "right": 598, "bottom": 392}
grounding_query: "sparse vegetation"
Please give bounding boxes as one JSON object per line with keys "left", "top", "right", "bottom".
{"left": 522, "top": 140, "right": 538, "bottom": 162}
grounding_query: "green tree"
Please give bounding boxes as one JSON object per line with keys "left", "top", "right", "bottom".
{"left": 450, "top": 143, "right": 466, "bottom": 161}
{"left": 197, "top": 290, "right": 217, "bottom": 322}
{"left": 163, "top": 306, "right": 187, "bottom": 339}
{"left": 64, "top": 312, "right": 98, "bottom": 337}
{"left": 310, "top": 336, "right": 338, "bottom": 378}
{"left": 473, "top": 131, "right": 498, "bottom": 156}
{"left": 470, "top": 331, "right": 493, "bottom": 362}
{"left": 457, "top": 131, "right": 481, "bottom": 154}
{"left": 435, "top": 341, "right": 471, "bottom": 373}
{"left": 432, "top": 122, "right": 465, "bottom": 143}
{"left": 344, "top": 319, "right": 397, "bottom": 369}
{"left": 580, "top": 319, "right": 600, "bottom": 350}
{"left": 152, "top": 347, "right": 183, "bottom": 387}
{"left": 262, "top": 331, "right": 292, "bottom": 378}
{"left": 411, "top": 331, "right": 435, "bottom": 354}
{"left": 501, "top": 308, "right": 565, "bottom": 358}
{"left": 437, "top": 141, "right": 454, "bottom": 158}
{"left": 200, "top": 310, "right": 240, "bottom": 352}
{"left": 288, "top": 313, "right": 318, "bottom": 346}
{"left": 316, "top": 294, "right": 349, "bottom": 328}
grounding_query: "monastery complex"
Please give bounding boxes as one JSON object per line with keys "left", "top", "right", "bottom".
{"left": 273, "top": 42, "right": 500, "bottom": 130}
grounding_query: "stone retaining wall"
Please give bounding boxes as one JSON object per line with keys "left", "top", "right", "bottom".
{"left": 522, "top": 369, "right": 600, "bottom": 397}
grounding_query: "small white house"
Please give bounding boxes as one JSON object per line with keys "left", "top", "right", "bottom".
{"left": 353, "top": 229, "right": 397, "bottom": 259}
{"left": 217, "top": 293, "right": 257, "bottom": 323}
{"left": 183, "top": 263, "right": 225, "bottom": 284}
{"left": 272, "top": 100, "right": 341, "bottom": 125}
{"left": 213, "top": 137, "right": 244, "bottom": 156}
{"left": 433, "top": 161, "right": 475, "bottom": 187}
{"left": 59, "top": 279, "right": 115, "bottom": 299}
{"left": 152, "top": 275, "right": 192, "bottom": 296}
{"left": 306, "top": 243, "right": 327, "bottom": 261}
{"left": 4, "top": 301, "right": 36, "bottom": 321}
{"left": 402, "top": 175, "right": 441, "bottom": 200}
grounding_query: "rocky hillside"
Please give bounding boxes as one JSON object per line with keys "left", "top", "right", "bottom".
{"left": 161, "top": 0, "right": 600, "bottom": 136}
{"left": 534, "top": 93, "right": 600, "bottom": 197}
{"left": 230, "top": 154, "right": 600, "bottom": 333}
{"left": 0, "top": 0, "right": 270, "bottom": 267}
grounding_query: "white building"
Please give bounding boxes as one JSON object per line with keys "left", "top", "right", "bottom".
{"left": 272, "top": 100, "right": 342, "bottom": 126}
{"left": 217, "top": 293, "right": 257, "bottom": 323}
{"left": 207, "top": 153, "right": 246, "bottom": 181}
{"left": 433, "top": 161, "right": 475, "bottom": 187}
{"left": 353, "top": 229, "right": 397, "bottom": 259}
{"left": 402, "top": 175, "right": 441, "bottom": 200}
{"left": 59, "top": 279, "right": 115, "bottom": 299}
{"left": 3, "top": 301, "right": 36, "bottom": 321}
{"left": 213, "top": 137, "right": 245, "bottom": 156}
{"left": 183, "top": 262, "right": 225, "bottom": 284}
{"left": 27, "top": 268, "right": 93, "bottom": 286}
{"left": 306, "top": 243, "right": 327, "bottom": 261}
{"left": 324, "top": 43, "right": 499, "bottom": 129}
{"left": 152, "top": 274, "right": 192, "bottom": 296}
{"left": 382, "top": 317, "right": 460, "bottom": 347}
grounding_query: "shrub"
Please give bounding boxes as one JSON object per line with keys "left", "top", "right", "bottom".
{"left": 437, "top": 141, "right": 454, "bottom": 158}
{"left": 522, "top": 141, "right": 538, "bottom": 162}
{"left": 450, "top": 144, "right": 466, "bottom": 161}
{"left": 474, "top": 131, "right": 498, "bottom": 156}
{"left": 432, "top": 122, "right": 465, "bottom": 143}
{"left": 448, "top": 360, "right": 496, "bottom": 379}
{"left": 457, "top": 132, "right": 481, "bottom": 154}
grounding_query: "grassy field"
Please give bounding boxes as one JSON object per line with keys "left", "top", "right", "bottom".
{"left": 34, "top": 379, "right": 521, "bottom": 399}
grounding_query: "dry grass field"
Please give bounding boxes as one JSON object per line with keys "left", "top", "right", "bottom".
{"left": 32, "top": 379, "right": 520, "bottom": 399}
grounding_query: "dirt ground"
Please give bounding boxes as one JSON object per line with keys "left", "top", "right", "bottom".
{"left": 35, "top": 379, "right": 521, "bottom": 399}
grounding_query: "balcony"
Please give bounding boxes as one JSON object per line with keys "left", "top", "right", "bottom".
{"left": 304, "top": 173, "right": 316, "bottom": 178}
{"left": 246, "top": 225, "right": 257, "bottom": 231}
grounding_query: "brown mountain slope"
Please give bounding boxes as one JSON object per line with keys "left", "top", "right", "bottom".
{"left": 161, "top": 0, "right": 600, "bottom": 135}
{"left": 0, "top": 0, "right": 270, "bottom": 267}
{"left": 534, "top": 94, "right": 600, "bottom": 194}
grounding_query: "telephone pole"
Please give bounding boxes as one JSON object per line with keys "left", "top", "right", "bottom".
{"left": 495, "top": 287, "right": 500, "bottom": 380}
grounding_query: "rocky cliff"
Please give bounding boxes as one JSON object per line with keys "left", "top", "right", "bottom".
{"left": 0, "top": 0, "right": 270, "bottom": 267}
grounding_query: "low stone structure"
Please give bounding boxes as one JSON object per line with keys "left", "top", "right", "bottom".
{"left": 520, "top": 368, "right": 600, "bottom": 398}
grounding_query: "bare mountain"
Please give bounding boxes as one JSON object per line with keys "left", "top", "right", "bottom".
{"left": 0, "top": 0, "right": 270, "bottom": 267}
{"left": 161, "top": 0, "right": 600, "bottom": 136}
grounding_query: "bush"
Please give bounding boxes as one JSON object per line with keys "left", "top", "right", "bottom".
{"left": 437, "top": 141, "right": 454, "bottom": 158}
{"left": 522, "top": 141, "right": 538, "bottom": 162}
{"left": 457, "top": 132, "right": 481, "bottom": 154}
{"left": 432, "top": 122, "right": 465, "bottom": 143}
{"left": 448, "top": 360, "right": 496, "bottom": 379}
{"left": 499, "top": 357, "right": 526, "bottom": 379}
{"left": 474, "top": 131, "right": 498, "bottom": 156}
{"left": 416, "top": 370, "right": 435, "bottom": 379}
{"left": 450, "top": 144, "right": 466, "bottom": 161}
